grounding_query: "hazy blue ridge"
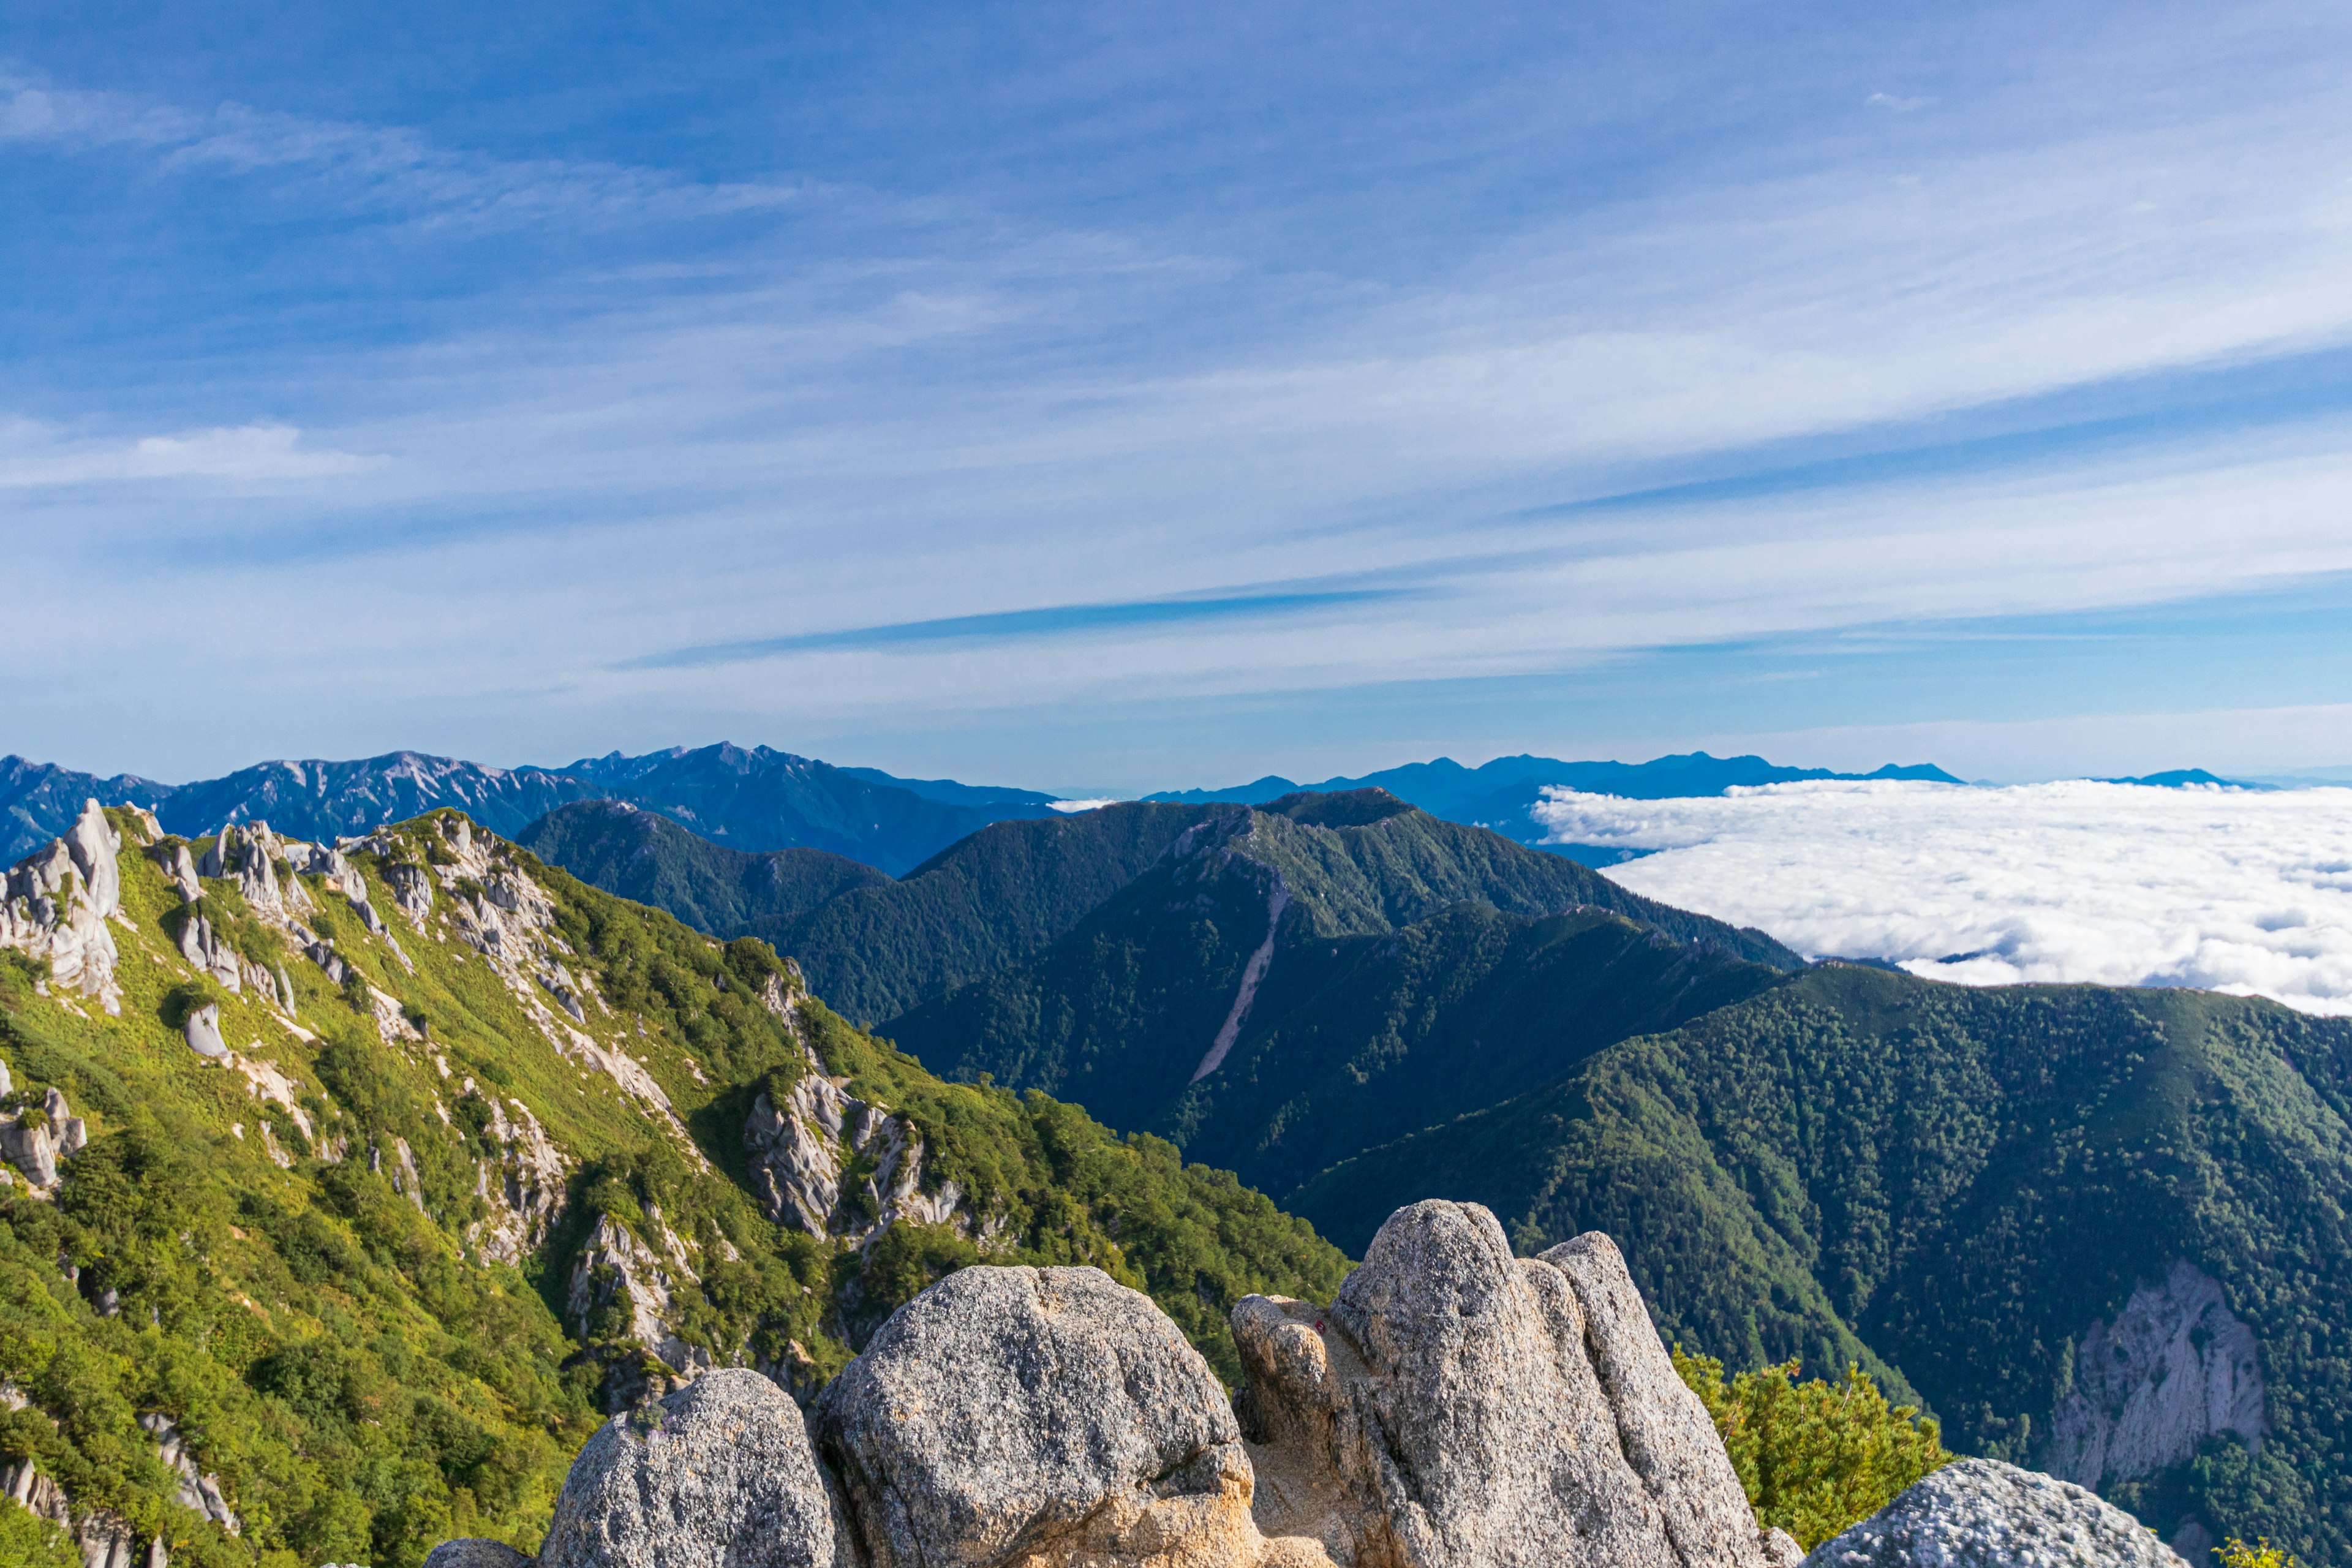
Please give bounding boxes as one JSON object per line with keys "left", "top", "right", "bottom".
{"left": 1142, "top": 750, "right": 1964, "bottom": 853}
{"left": 0, "top": 745, "right": 1072, "bottom": 873}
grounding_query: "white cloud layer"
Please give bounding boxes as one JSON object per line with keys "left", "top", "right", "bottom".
{"left": 1534, "top": 780, "right": 2352, "bottom": 1014}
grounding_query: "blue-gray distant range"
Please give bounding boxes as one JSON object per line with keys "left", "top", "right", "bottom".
{"left": 0, "top": 744, "right": 2281, "bottom": 874}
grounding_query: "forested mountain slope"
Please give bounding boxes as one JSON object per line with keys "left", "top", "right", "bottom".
{"left": 521, "top": 797, "right": 1226, "bottom": 1023}
{"left": 885, "top": 792, "right": 1799, "bottom": 1185}
{"left": 1286, "top": 965, "right": 2352, "bottom": 1564}
{"left": 0, "top": 805, "right": 1344, "bottom": 1568}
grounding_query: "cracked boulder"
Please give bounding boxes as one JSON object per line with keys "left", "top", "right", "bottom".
{"left": 816, "top": 1264, "right": 1284, "bottom": 1568}
{"left": 540, "top": 1369, "right": 850, "bottom": 1568}
{"left": 1800, "top": 1458, "right": 2184, "bottom": 1568}
{"left": 1234, "top": 1200, "right": 1766, "bottom": 1568}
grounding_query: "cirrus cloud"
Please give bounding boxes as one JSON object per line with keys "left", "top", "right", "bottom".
{"left": 1534, "top": 780, "right": 2352, "bottom": 1014}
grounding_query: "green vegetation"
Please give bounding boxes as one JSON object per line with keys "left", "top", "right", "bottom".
{"left": 0, "top": 809, "right": 1348, "bottom": 1567}
{"left": 1289, "top": 965, "right": 2352, "bottom": 1562}
{"left": 1674, "top": 1348, "right": 1950, "bottom": 1548}
{"left": 522, "top": 797, "right": 1224, "bottom": 1023}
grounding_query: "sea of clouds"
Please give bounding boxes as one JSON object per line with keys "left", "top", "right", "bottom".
{"left": 1532, "top": 780, "right": 2352, "bottom": 1015}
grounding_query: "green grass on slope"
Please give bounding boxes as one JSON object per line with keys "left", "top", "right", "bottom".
{"left": 0, "top": 810, "right": 1348, "bottom": 1568}
{"left": 1289, "top": 965, "right": 2352, "bottom": 1564}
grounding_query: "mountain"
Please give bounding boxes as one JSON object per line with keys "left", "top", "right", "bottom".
{"left": 1146, "top": 751, "right": 1962, "bottom": 852}
{"left": 0, "top": 745, "right": 1072, "bottom": 875}
{"left": 884, "top": 793, "right": 1804, "bottom": 1179}
{"left": 2100, "top": 769, "right": 2271, "bottom": 789}
{"left": 510, "top": 799, "right": 892, "bottom": 937}
{"left": 1, "top": 756, "right": 176, "bottom": 867}
{"left": 559, "top": 744, "right": 1063, "bottom": 872}
{"left": 1282, "top": 964, "right": 2352, "bottom": 1564}
{"left": 0, "top": 804, "right": 1346, "bottom": 1567}
{"left": 519, "top": 797, "right": 1224, "bottom": 1023}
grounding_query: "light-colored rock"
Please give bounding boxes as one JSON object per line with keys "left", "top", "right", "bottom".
{"left": 1, "top": 1117, "right": 58, "bottom": 1189}
{"left": 1, "top": 799, "right": 126, "bottom": 1012}
{"left": 385, "top": 859, "right": 436, "bottom": 923}
{"left": 424, "top": 1540, "right": 535, "bottom": 1568}
{"left": 1235, "top": 1201, "right": 1760, "bottom": 1568}
{"left": 51, "top": 1088, "right": 86, "bottom": 1157}
{"left": 77, "top": 1508, "right": 141, "bottom": 1568}
{"left": 140, "top": 1412, "right": 240, "bottom": 1533}
{"left": 1800, "top": 1457, "right": 2184, "bottom": 1568}
{"left": 185, "top": 1003, "right": 228, "bottom": 1058}
{"left": 172, "top": 907, "right": 244, "bottom": 992}
{"left": 1762, "top": 1526, "right": 1806, "bottom": 1568}
{"left": 1540, "top": 1231, "right": 1766, "bottom": 1568}
{"left": 3, "top": 1455, "right": 72, "bottom": 1523}
{"left": 468, "top": 1094, "right": 570, "bottom": 1265}
{"left": 567, "top": 1214, "right": 705, "bottom": 1381}
{"left": 818, "top": 1264, "right": 1276, "bottom": 1568}
{"left": 2048, "top": 1261, "right": 2266, "bottom": 1489}
{"left": 745, "top": 1062, "right": 965, "bottom": 1243}
{"left": 538, "top": 1369, "right": 848, "bottom": 1568}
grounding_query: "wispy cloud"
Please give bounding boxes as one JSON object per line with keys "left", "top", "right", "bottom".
{"left": 0, "top": 67, "right": 800, "bottom": 228}
{"left": 623, "top": 588, "right": 1413, "bottom": 669}
{"left": 0, "top": 420, "right": 377, "bottom": 486}
{"left": 1534, "top": 780, "right": 2352, "bottom": 1014}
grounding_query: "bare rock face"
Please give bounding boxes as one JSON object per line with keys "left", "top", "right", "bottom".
{"left": 745, "top": 1061, "right": 966, "bottom": 1245}
{"left": 0, "top": 798, "right": 126, "bottom": 1012}
{"left": 2048, "top": 1261, "right": 2266, "bottom": 1491}
{"left": 1800, "top": 1458, "right": 2184, "bottom": 1568}
{"left": 185, "top": 1003, "right": 229, "bottom": 1059}
{"left": 816, "top": 1264, "right": 1278, "bottom": 1568}
{"left": 540, "top": 1370, "right": 850, "bottom": 1568}
{"left": 1540, "top": 1231, "right": 1769, "bottom": 1568}
{"left": 1235, "top": 1200, "right": 1765, "bottom": 1568}
{"left": 424, "top": 1542, "right": 536, "bottom": 1568}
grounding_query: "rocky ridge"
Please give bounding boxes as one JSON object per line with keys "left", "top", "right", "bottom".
{"left": 430, "top": 1199, "right": 2176, "bottom": 1568}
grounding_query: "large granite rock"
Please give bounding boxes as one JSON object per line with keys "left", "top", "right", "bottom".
{"left": 1234, "top": 1200, "right": 1768, "bottom": 1568}
{"left": 424, "top": 1541, "right": 536, "bottom": 1568}
{"left": 1800, "top": 1458, "right": 2185, "bottom": 1568}
{"left": 0, "top": 798, "right": 126, "bottom": 1012}
{"left": 538, "top": 1369, "right": 848, "bottom": 1568}
{"left": 816, "top": 1264, "right": 1282, "bottom": 1568}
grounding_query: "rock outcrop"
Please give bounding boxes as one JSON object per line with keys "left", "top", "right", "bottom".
{"left": 1, "top": 1087, "right": 86, "bottom": 1192}
{"left": 140, "top": 1412, "right": 240, "bottom": 1534}
{"left": 538, "top": 1370, "right": 850, "bottom": 1568}
{"left": 1235, "top": 1201, "right": 1765, "bottom": 1568}
{"left": 2047, "top": 1261, "right": 2267, "bottom": 1491}
{"left": 1799, "top": 1458, "right": 2184, "bottom": 1568}
{"left": 815, "top": 1264, "right": 1292, "bottom": 1568}
{"left": 426, "top": 1201, "right": 2152, "bottom": 1568}
{"left": 0, "top": 799, "right": 126, "bottom": 1012}
{"left": 426, "top": 1542, "right": 537, "bottom": 1568}
{"left": 745, "top": 1066, "right": 962, "bottom": 1244}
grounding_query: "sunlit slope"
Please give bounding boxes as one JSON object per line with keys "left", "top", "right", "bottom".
{"left": 0, "top": 807, "right": 1346, "bottom": 1568}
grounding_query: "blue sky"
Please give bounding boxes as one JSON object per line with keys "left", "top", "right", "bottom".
{"left": 4, "top": 0, "right": 2350, "bottom": 794}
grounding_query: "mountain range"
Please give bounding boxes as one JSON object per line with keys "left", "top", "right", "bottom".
{"left": 1145, "top": 752, "right": 1964, "bottom": 855}
{"left": 0, "top": 746, "right": 1068, "bottom": 875}
{"left": 4, "top": 744, "right": 1988, "bottom": 876}
{"left": 518, "top": 785, "right": 2351, "bottom": 1564}
{"left": 5, "top": 763, "right": 2350, "bottom": 1562}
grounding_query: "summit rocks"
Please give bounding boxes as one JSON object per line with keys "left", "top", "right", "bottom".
{"left": 1233, "top": 1202, "right": 1766, "bottom": 1568}
{"left": 441, "top": 1200, "right": 1932, "bottom": 1568}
